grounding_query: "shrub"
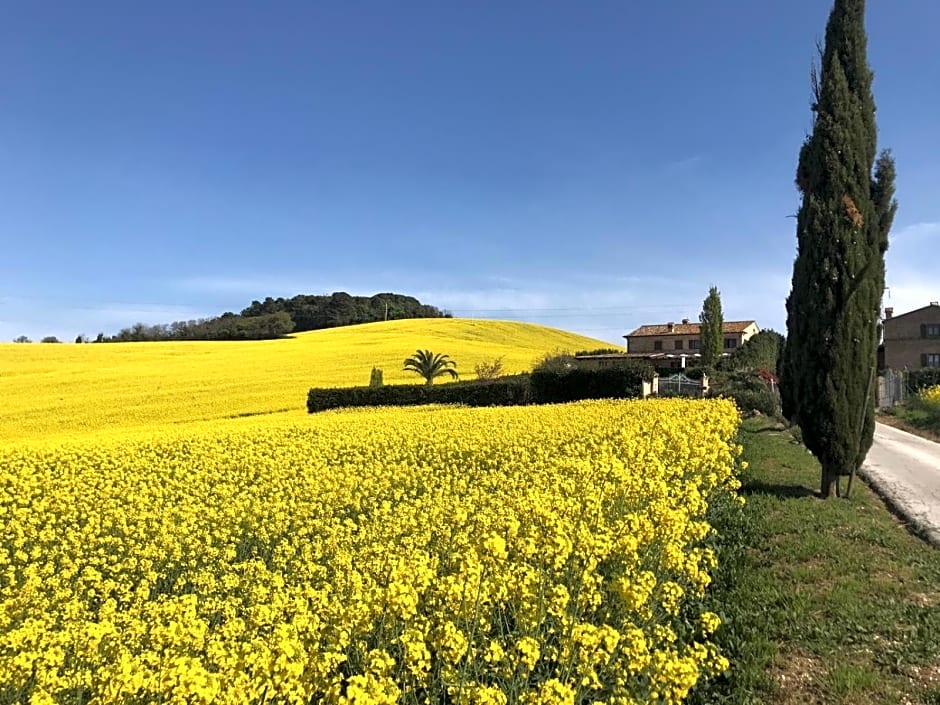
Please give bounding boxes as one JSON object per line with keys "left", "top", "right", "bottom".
{"left": 369, "top": 367, "right": 384, "bottom": 388}
{"left": 474, "top": 357, "right": 504, "bottom": 381}
{"left": 715, "top": 387, "right": 779, "bottom": 417}
{"left": 908, "top": 368, "right": 940, "bottom": 394}
{"left": 895, "top": 393, "right": 940, "bottom": 435}
{"left": 708, "top": 370, "right": 780, "bottom": 417}
{"left": 574, "top": 348, "right": 624, "bottom": 356}
{"left": 530, "top": 361, "right": 653, "bottom": 404}
{"left": 307, "top": 375, "right": 531, "bottom": 413}
{"left": 533, "top": 350, "right": 578, "bottom": 373}
{"left": 683, "top": 366, "right": 710, "bottom": 381}
{"left": 920, "top": 385, "right": 940, "bottom": 405}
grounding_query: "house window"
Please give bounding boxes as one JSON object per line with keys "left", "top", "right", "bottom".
{"left": 653, "top": 340, "right": 663, "bottom": 351}
{"left": 674, "top": 340, "right": 683, "bottom": 350}
{"left": 689, "top": 339, "right": 700, "bottom": 350}
{"left": 927, "top": 353, "right": 940, "bottom": 368}
{"left": 724, "top": 338, "right": 738, "bottom": 349}
{"left": 925, "top": 324, "right": 940, "bottom": 338}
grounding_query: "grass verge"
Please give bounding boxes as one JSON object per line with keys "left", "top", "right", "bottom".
{"left": 692, "top": 417, "right": 940, "bottom": 705}
{"left": 878, "top": 408, "right": 940, "bottom": 444}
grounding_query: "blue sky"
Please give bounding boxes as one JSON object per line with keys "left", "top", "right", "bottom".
{"left": 2, "top": 1, "right": 938, "bottom": 345}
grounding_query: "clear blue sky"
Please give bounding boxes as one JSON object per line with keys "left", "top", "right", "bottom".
{"left": 2, "top": 1, "right": 938, "bottom": 344}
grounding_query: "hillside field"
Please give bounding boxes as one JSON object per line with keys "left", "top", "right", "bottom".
{"left": 0, "top": 318, "right": 610, "bottom": 441}
{"left": 0, "top": 318, "right": 751, "bottom": 703}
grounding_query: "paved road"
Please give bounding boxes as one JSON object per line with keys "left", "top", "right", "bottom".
{"left": 862, "top": 422, "right": 940, "bottom": 546}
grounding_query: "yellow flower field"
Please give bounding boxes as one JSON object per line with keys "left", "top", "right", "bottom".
{"left": 0, "top": 399, "right": 743, "bottom": 705}
{"left": 0, "top": 319, "right": 607, "bottom": 441}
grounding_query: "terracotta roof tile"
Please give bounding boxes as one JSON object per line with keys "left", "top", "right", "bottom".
{"left": 625, "top": 320, "right": 757, "bottom": 338}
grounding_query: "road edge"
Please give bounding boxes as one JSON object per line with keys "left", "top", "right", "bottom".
{"left": 861, "top": 423, "right": 940, "bottom": 549}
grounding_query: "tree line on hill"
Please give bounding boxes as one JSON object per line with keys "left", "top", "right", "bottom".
{"left": 15, "top": 292, "right": 451, "bottom": 343}
{"left": 240, "top": 292, "right": 450, "bottom": 332}
{"left": 98, "top": 311, "right": 297, "bottom": 342}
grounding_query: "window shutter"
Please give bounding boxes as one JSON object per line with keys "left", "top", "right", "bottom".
{"left": 923, "top": 353, "right": 929, "bottom": 367}
{"left": 922, "top": 324, "right": 928, "bottom": 338}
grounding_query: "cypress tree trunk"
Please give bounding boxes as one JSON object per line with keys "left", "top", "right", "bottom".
{"left": 821, "top": 469, "right": 839, "bottom": 499}
{"left": 780, "top": 0, "right": 897, "bottom": 497}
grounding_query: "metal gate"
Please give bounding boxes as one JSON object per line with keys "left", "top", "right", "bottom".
{"left": 658, "top": 373, "right": 704, "bottom": 398}
{"left": 876, "top": 368, "right": 907, "bottom": 409}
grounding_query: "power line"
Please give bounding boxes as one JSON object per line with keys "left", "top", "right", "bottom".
{"left": 447, "top": 304, "right": 693, "bottom": 313}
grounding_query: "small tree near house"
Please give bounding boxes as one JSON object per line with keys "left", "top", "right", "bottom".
{"left": 699, "top": 286, "right": 724, "bottom": 369}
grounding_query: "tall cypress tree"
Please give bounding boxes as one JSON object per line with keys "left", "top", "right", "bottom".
{"left": 699, "top": 286, "right": 724, "bottom": 369}
{"left": 781, "top": 0, "right": 897, "bottom": 498}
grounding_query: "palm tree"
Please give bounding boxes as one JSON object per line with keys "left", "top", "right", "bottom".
{"left": 403, "top": 350, "right": 458, "bottom": 385}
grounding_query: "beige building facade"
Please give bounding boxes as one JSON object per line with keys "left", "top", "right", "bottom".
{"left": 883, "top": 302, "right": 940, "bottom": 369}
{"left": 622, "top": 319, "right": 759, "bottom": 369}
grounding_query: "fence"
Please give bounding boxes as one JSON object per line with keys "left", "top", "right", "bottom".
{"left": 657, "top": 373, "right": 706, "bottom": 398}
{"left": 876, "top": 368, "right": 907, "bottom": 409}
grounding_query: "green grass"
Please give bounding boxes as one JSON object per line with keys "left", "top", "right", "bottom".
{"left": 692, "top": 417, "right": 940, "bottom": 705}
{"left": 883, "top": 397, "right": 940, "bottom": 437}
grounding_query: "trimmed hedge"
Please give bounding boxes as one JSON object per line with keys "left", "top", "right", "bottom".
{"left": 308, "top": 361, "right": 654, "bottom": 413}
{"left": 307, "top": 375, "right": 531, "bottom": 413}
{"left": 529, "top": 364, "right": 650, "bottom": 404}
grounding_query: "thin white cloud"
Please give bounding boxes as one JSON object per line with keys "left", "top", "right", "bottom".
{"left": 411, "top": 287, "right": 554, "bottom": 314}
{"left": 89, "top": 303, "right": 209, "bottom": 325}
{"left": 413, "top": 267, "right": 790, "bottom": 346}
{"left": 0, "top": 299, "right": 208, "bottom": 342}
{"left": 1, "top": 249, "right": 804, "bottom": 346}
{"left": 891, "top": 221, "right": 940, "bottom": 243}
{"left": 885, "top": 220, "right": 940, "bottom": 316}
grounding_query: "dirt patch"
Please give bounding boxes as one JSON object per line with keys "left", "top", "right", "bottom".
{"left": 772, "top": 650, "right": 827, "bottom": 704}
{"left": 906, "top": 591, "right": 939, "bottom": 608}
{"left": 905, "top": 662, "right": 940, "bottom": 691}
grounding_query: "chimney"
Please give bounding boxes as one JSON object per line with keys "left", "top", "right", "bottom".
{"left": 667, "top": 322, "right": 675, "bottom": 332}
{"left": 931, "top": 301, "right": 939, "bottom": 307}
{"left": 681, "top": 318, "right": 689, "bottom": 325}
{"left": 884, "top": 307, "right": 893, "bottom": 319}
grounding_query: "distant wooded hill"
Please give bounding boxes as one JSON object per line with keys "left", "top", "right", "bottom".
{"left": 101, "top": 292, "right": 451, "bottom": 342}
{"left": 241, "top": 292, "right": 450, "bottom": 331}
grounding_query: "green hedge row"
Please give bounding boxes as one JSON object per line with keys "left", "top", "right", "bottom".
{"left": 529, "top": 364, "right": 650, "bottom": 403}
{"left": 307, "top": 375, "right": 532, "bottom": 413}
{"left": 307, "top": 363, "right": 653, "bottom": 414}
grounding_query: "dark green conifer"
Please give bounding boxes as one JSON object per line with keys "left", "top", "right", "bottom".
{"left": 781, "top": 0, "right": 897, "bottom": 497}
{"left": 699, "top": 286, "right": 724, "bottom": 369}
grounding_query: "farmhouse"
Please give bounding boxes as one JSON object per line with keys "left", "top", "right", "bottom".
{"left": 620, "top": 318, "right": 759, "bottom": 369}
{"left": 882, "top": 302, "right": 940, "bottom": 369}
